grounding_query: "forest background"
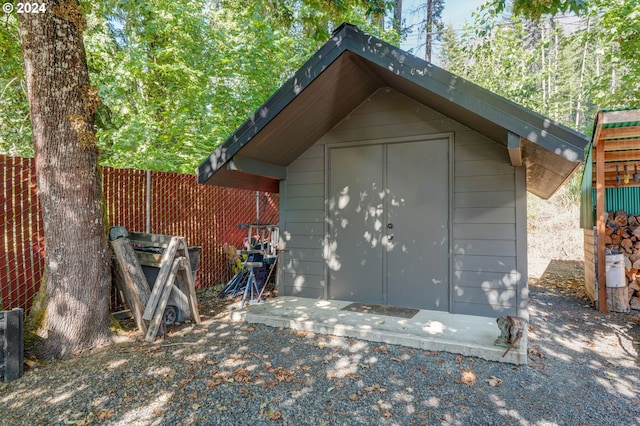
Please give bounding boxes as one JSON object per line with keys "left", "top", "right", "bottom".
{"left": 1, "top": 0, "right": 639, "bottom": 271}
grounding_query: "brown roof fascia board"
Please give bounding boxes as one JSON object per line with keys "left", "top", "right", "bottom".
{"left": 197, "top": 25, "right": 352, "bottom": 185}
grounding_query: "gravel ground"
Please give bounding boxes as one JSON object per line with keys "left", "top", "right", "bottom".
{"left": 1, "top": 261, "right": 639, "bottom": 425}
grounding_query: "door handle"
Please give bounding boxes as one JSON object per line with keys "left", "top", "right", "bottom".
{"left": 387, "top": 234, "right": 394, "bottom": 241}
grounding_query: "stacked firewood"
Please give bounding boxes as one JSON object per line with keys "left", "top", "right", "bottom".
{"left": 605, "top": 210, "right": 640, "bottom": 310}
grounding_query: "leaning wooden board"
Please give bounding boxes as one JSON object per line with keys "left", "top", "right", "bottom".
{"left": 142, "top": 236, "right": 182, "bottom": 322}
{"left": 145, "top": 257, "right": 184, "bottom": 341}
{"left": 110, "top": 238, "right": 153, "bottom": 335}
{"left": 111, "top": 230, "right": 201, "bottom": 342}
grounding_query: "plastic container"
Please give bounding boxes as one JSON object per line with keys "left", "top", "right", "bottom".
{"left": 605, "top": 253, "right": 626, "bottom": 288}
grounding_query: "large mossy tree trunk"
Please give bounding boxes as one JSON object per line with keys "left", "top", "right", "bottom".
{"left": 19, "top": 0, "right": 111, "bottom": 358}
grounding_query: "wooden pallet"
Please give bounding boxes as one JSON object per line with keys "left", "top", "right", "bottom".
{"left": 111, "top": 231, "right": 201, "bottom": 342}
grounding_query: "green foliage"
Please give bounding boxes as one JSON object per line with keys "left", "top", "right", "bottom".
{"left": 5, "top": 0, "right": 637, "bottom": 173}
{"left": 1, "top": 0, "right": 399, "bottom": 173}
{"left": 86, "top": 0, "right": 400, "bottom": 173}
{"left": 589, "top": 0, "right": 640, "bottom": 108}
{"left": 0, "top": 13, "right": 32, "bottom": 157}
{"left": 440, "top": 0, "right": 639, "bottom": 134}
{"left": 490, "top": 0, "right": 587, "bottom": 20}
{"left": 442, "top": 15, "right": 549, "bottom": 114}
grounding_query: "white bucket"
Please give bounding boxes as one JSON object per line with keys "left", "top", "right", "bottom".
{"left": 605, "top": 254, "right": 626, "bottom": 288}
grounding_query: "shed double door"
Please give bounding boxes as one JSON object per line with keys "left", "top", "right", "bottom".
{"left": 328, "top": 139, "right": 450, "bottom": 311}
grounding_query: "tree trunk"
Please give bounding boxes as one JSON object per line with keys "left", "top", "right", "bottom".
{"left": 541, "top": 24, "right": 546, "bottom": 107}
{"left": 393, "top": 0, "right": 403, "bottom": 35}
{"left": 425, "top": 0, "right": 434, "bottom": 62}
{"left": 553, "top": 21, "right": 559, "bottom": 117}
{"left": 575, "top": 16, "right": 590, "bottom": 129}
{"left": 19, "top": 0, "right": 112, "bottom": 359}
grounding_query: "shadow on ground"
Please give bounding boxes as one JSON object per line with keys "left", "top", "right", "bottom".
{"left": 1, "top": 261, "right": 639, "bottom": 425}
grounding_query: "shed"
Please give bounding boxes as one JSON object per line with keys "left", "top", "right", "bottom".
{"left": 198, "top": 23, "right": 588, "bottom": 319}
{"left": 580, "top": 109, "right": 640, "bottom": 312}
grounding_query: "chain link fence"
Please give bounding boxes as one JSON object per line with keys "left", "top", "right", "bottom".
{"left": 0, "top": 156, "right": 45, "bottom": 313}
{"left": 1, "top": 155, "right": 279, "bottom": 313}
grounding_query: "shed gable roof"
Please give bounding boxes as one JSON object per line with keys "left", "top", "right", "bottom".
{"left": 197, "top": 23, "right": 589, "bottom": 199}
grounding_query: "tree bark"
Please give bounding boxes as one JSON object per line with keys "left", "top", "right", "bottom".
{"left": 425, "top": 0, "right": 434, "bottom": 62}
{"left": 393, "top": 0, "right": 403, "bottom": 35}
{"left": 575, "top": 16, "right": 590, "bottom": 129}
{"left": 19, "top": 0, "right": 112, "bottom": 358}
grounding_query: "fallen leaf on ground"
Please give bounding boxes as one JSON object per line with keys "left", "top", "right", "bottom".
{"left": 234, "top": 367, "right": 253, "bottom": 383}
{"left": 267, "top": 410, "right": 282, "bottom": 420}
{"left": 528, "top": 347, "right": 546, "bottom": 358}
{"left": 24, "top": 358, "right": 38, "bottom": 369}
{"left": 373, "top": 346, "right": 389, "bottom": 354}
{"left": 364, "top": 384, "right": 388, "bottom": 393}
{"left": 271, "top": 367, "right": 294, "bottom": 382}
{"left": 486, "top": 376, "right": 503, "bottom": 387}
{"left": 459, "top": 368, "right": 476, "bottom": 385}
{"left": 96, "top": 409, "right": 115, "bottom": 420}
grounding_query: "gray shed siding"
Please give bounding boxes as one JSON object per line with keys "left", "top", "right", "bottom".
{"left": 278, "top": 88, "right": 527, "bottom": 318}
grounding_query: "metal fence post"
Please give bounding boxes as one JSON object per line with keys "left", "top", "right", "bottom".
{"left": 146, "top": 169, "right": 151, "bottom": 233}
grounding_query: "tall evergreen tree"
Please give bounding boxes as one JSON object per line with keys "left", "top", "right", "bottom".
{"left": 424, "top": 0, "right": 444, "bottom": 62}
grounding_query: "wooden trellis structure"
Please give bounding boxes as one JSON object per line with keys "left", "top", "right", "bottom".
{"left": 583, "top": 109, "right": 640, "bottom": 312}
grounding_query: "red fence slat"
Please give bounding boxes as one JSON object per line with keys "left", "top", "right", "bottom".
{"left": 0, "top": 156, "right": 10, "bottom": 309}
{"left": 1, "top": 155, "right": 279, "bottom": 312}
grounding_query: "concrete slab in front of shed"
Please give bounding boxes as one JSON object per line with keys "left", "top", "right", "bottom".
{"left": 231, "top": 296, "right": 527, "bottom": 365}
